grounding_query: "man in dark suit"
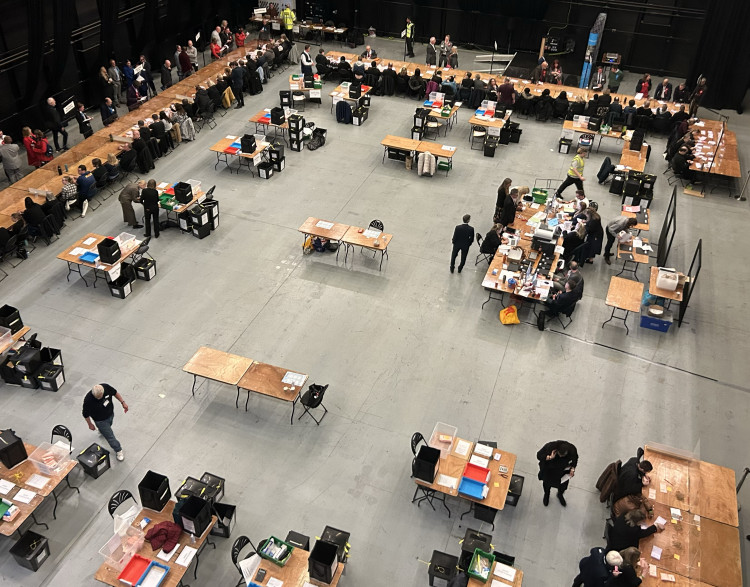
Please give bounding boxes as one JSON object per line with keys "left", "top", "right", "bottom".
{"left": 360, "top": 45, "right": 377, "bottom": 60}
{"left": 450, "top": 214, "right": 474, "bottom": 274}
{"left": 160, "top": 60, "right": 173, "bottom": 91}
{"left": 42, "top": 97, "right": 68, "bottom": 151}
{"left": 230, "top": 62, "right": 244, "bottom": 108}
{"left": 100, "top": 97, "right": 118, "bottom": 126}
{"left": 653, "top": 78, "right": 672, "bottom": 101}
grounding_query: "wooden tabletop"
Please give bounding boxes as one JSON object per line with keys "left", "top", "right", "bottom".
{"left": 617, "top": 237, "right": 650, "bottom": 264}
{"left": 649, "top": 266, "right": 684, "bottom": 302}
{"left": 209, "top": 136, "right": 270, "bottom": 159}
{"left": 689, "top": 120, "right": 741, "bottom": 178}
{"left": 641, "top": 570, "right": 712, "bottom": 586}
{"left": 236, "top": 362, "right": 307, "bottom": 402}
{"left": 324, "top": 51, "right": 360, "bottom": 63}
{"left": 689, "top": 460, "right": 739, "bottom": 527}
{"left": 182, "top": 346, "right": 254, "bottom": 386}
{"left": 644, "top": 446, "right": 692, "bottom": 510}
{"left": 620, "top": 140, "right": 649, "bottom": 172}
{"left": 692, "top": 517, "right": 742, "bottom": 586}
{"left": 417, "top": 141, "right": 457, "bottom": 159}
{"left": 427, "top": 104, "right": 460, "bottom": 120}
{"left": 468, "top": 561, "right": 523, "bottom": 586}
{"left": 640, "top": 502, "right": 698, "bottom": 579}
{"left": 469, "top": 115, "right": 506, "bottom": 129}
{"left": 93, "top": 500, "right": 217, "bottom": 587}
{"left": 622, "top": 207, "right": 650, "bottom": 231}
{"left": 257, "top": 546, "right": 344, "bottom": 587}
{"left": 605, "top": 277, "right": 643, "bottom": 313}
{"left": 329, "top": 84, "right": 372, "bottom": 100}
{"left": 381, "top": 135, "right": 420, "bottom": 151}
{"left": 298, "top": 217, "right": 350, "bottom": 241}
{"left": 341, "top": 226, "right": 392, "bottom": 251}
{"left": 56, "top": 232, "right": 142, "bottom": 270}
{"left": 0, "top": 442, "right": 78, "bottom": 536}
{"left": 249, "top": 109, "right": 289, "bottom": 129}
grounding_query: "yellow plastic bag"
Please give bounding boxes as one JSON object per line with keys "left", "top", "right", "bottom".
{"left": 499, "top": 305, "right": 520, "bottom": 325}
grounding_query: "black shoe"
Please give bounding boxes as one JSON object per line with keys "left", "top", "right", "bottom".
{"left": 133, "top": 224, "right": 143, "bottom": 229}
{"left": 558, "top": 493, "right": 567, "bottom": 507}
{"left": 155, "top": 234, "right": 160, "bottom": 238}
{"left": 144, "top": 234, "right": 150, "bottom": 238}
{"left": 458, "top": 267, "right": 463, "bottom": 273}
{"left": 604, "top": 256, "right": 612, "bottom": 265}
{"left": 537, "top": 312, "right": 546, "bottom": 331}
{"left": 543, "top": 493, "right": 550, "bottom": 506}
{"left": 585, "top": 259, "right": 594, "bottom": 264}
{"left": 450, "top": 266, "right": 454, "bottom": 273}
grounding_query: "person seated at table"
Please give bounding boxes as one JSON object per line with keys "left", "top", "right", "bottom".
{"left": 352, "top": 59, "right": 366, "bottom": 77}
{"left": 552, "top": 261, "right": 584, "bottom": 295}
{"left": 636, "top": 100, "right": 653, "bottom": 117}
{"left": 431, "top": 70, "right": 443, "bottom": 86}
{"left": 396, "top": 66, "right": 409, "bottom": 88}
{"left": 100, "top": 97, "right": 118, "bottom": 126}
{"left": 670, "top": 104, "right": 689, "bottom": 129}
{"left": 553, "top": 90, "right": 569, "bottom": 118}
{"left": 622, "top": 99, "right": 637, "bottom": 124}
{"left": 615, "top": 455, "right": 653, "bottom": 501}
{"left": 562, "top": 223, "right": 587, "bottom": 264}
{"left": 537, "top": 281, "right": 578, "bottom": 330}
{"left": 195, "top": 84, "right": 213, "bottom": 115}
{"left": 571, "top": 200, "right": 588, "bottom": 226}
{"left": 607, "top": 510, "right": 663, "bottom": 552}
{"left": 598, "top": 88, "right": 612, "bottom": 107}
{"left": 671, "top": 146, "right": 699, "bottom": 183}
{"left": 535, "top": 88, "right": 554, "bottom": 121}
{"left": 8, "top": 212, "right": 26, "bottom": 239}
{"left": 461, "top": 71, "right": 473, "bottom": 89}
{"left": 652, "top": 104, "right": 672, "bottom": 129}
{"left": 0, "top": 224, "right": 17, "bottom": 254}
{"left": 408, "top": 68, "right": 425, "bottom": 98}
{"left": 673, "top": 82, "right": 690, "bottom": 103}
{"left": 572, "top": 549, "right": 623, "bottom": 587}
{"left": 366, "top": 60, "right": 380, "bottom": 82}
{"left": 514, "top": 87, "right": 533, "bottom": 115}
{"left": 337, "top": 55, "right": 351, "bottom": 74}
{"left": 104, "top": 152, "right": 121, "bottom": 179}
{"left": 531, "top": 61, "right": 549, "bottom": 83}
{"left": 206, "top": 80, "right": 221, "bottom": 108}
{"left": 116, "top": 142, "right": 137, "bottom": 172}
{"left": 22, "top": 196, "right": 46, "bottom": 235}
{"left": 137, "top": 120, "right": 152, "bottom": 141}
{"left": 473, "top": 73, "right": 486, "bottom": 91}
{"left": 609, "top": 547, "right": 648, "bottom": 587}
{"left": 653, "top": 78, "right": 672, "bottom": 102}
{"left": 486, "top": 78, "right": 499, "bottom": 95}
{"left": 480, "top": 224, "right": 502, "bottom": 257}
{"left": 607, "top": 97, "right": 623, "bottom": 125}
{"left": 360, "top": 45, "right": 377, "bottom": 60}
{"left": 91, "top": 158, "right": 108, "bottom": 186}
{"left": 442, "top": 74, "right": 458, "bottom": 97}
{"left": 548, "top": 59, "right": 563, "bottom": 84}
{"left": 585, "top": 94, "right": 599, "bottom": 116}
{"left": 316, "top": 48, "right": 332, "bottom": 76}
{"left": 60, "top": 175, "right": 78, "bottom": 211}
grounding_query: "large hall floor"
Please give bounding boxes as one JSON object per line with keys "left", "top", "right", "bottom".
{"left": 0, "top": 37, "right": 748, "bottom": 586}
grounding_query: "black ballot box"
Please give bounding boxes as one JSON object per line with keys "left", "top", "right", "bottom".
{"left": 0, "top": 429, "right": 27, "bottom": 468}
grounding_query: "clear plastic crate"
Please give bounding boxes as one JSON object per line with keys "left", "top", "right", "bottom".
{"left": 98, "top": 525, "right": 145, "bottom": 571}
{"left": 28, "top": 442, "right": 72, "bottom": 476}
{"left": 0, "top": 326, "right": 11, "bottom": 349}
{"left": 429, "top": 422, "right": 457, "bottom": 459}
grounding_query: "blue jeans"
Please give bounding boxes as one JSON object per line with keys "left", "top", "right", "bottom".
{"left": 95, "top": 414, "right": 122, "bottom": 452}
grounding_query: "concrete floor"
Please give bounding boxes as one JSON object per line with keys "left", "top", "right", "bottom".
{"left": 0, "top": 37, "right": 749, "bottom": 586}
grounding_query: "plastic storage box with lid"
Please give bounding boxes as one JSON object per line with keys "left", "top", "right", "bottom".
{"left": 0, "top": 304, "right": 23, "bottom": 334}
{"left": 192, "top": 223, "right": 211, "bottom": 239}
{"left": 468, "top": 548, "right": 495, "bottom": 583}
{"left": 99, "top": 526, "right": 145, "bottom": 570}
{"left": 258, "top": 161, "right": 274, "bottom": 178}
{"left": 259, "top": 536, "right": 294, "bottom": 566}
{"left": 117, "top": 553, "right": 151, "bottom": 585}
{"left": 108, "top": 273, "right": 134, "bottom": 299}
{"left": 77, "top": 442, "right": 111, "bottom": 478}
{"left": 309, "top": 539, "right": 338, "bottom": 583}
{"left": 0, "top": 325, "right": 11, "bottom": 349}
{"left": 138, "top": 471, "right": 171, "bottom": 511}
{"left": 10, "top": 530, "right": 50, "bottom": 572}
{"left": 28, "top": 442, "right": 72, "bottom": 476}
{"left": 0, "top": 429, "right": 27, "bottom": 468}
{"left": 640, "top": 307, "right": 673, "bottom": 332}
{"left": 428, "top": 422, "right": 457, "bottom": 458}
{"left": 134, "top": 258, "right": 156, "bottom": 281}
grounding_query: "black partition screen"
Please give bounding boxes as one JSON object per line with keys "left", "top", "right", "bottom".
{"left": 657, "top": 187, "right": 677, "bottom": 267}
{"left": 678, "top": 239, "right": 701, "bottom": 327}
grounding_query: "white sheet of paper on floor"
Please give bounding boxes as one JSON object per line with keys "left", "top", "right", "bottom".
{"left": 26, "top": 474, "right": 49, "bottom": 490}
{"left": 83, "top": 237, "right": 97, "bottom": 246}
{"left": 469, "top": 454, "right": 489, "bottom": 469}
{"left": 14, "top": 489, "right": 36, "bottom": 504}
{"left": 363, "top": 229, "right": 381, "bottom": 239}
{"left": 282, "top": 371, "right": 306, "bottom": 386}
{"left": 267, "top": 579, "right": 283, "bottom": 587}
{"left": 473, "top": 443, "right": 494, "bottom": 458}
{"left": 157, "top": 547, "right": 177, "bottom": 562}
{"left": 493, "top": 562, "right": 516, "bottom": 581}
{"left": 315, "top": 221, "right": 334, "bottom": 230}
{"left": 651, "top": 545, "right": 662, "bottom": 560}
{"left": 176, "top": 545, "right": 198, "bottom": 567}
{"left": 437, "top": 474, "right": 458, "bottom": 490}
{"left": 0, "top": 479, "right": 15, "bottom": 494}
{"left": 454, "top": 439, "right": 471, "bottom": 456}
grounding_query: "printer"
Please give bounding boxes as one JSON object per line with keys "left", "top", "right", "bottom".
{"left": 532, "top": 224, "right": 556, "bottom": 257}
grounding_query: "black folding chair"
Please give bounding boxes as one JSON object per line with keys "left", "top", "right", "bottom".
{"left": 297, "top": 384, "right": 328, "bottom": 425}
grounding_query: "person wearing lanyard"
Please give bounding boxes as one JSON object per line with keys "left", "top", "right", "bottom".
{"left": 555, "top": 148, "right": 586, "bottom": 198}
{"left": 82, "top": 384, "right": 129, "bottom": 461}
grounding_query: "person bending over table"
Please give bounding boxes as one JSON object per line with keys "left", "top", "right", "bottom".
{"left": 498, "top": 188, "right": 520, "bottom": 229}
{"left": 607, "top": 510, "right": 664, "bottom": 551}
{"left": 119, "top": 181, "right": 145, "bottom": 230}
{"left": 536, "top": 439, "right": 578, "bottom": 505}
{"left": 562, "top": 223, "right": 586, "bottom": 264}
{"left": 572, "top": 549, "right": 623, "bottom": 587}
{"left": 670, "top": 146, "right": 699, "bottom": 184}
{"left": 603, "top": 216, "right": 637, "bottom": 265}
{"left": 615, "top": 456, "right": 653, "bottom": 502}
{"left": 555, "top": 148, "right": 586, "bottom": 199}
{"left": 612, "top": 546, "right": 648, "bottom": 586}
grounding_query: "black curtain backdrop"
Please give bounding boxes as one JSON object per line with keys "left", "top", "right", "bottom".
{"left": 97, "top": 0, "right": 119, "bottom": 66}
{"left": 23, "top": 0, "right": 44, "bottom": 105}
{"left": 48, "top": 0, "right": 77, "bottom": 95}
{"left": 689, "top": 0, "right": 750, "bottom": 111}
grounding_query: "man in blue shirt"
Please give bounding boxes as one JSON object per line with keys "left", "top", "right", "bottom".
{"left": 76, "top": 165, "right": 96, "bottom": 217}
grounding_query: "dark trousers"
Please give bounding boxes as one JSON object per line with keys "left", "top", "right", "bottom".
{"left": 555, "top": 175, "right": 583, "bottom": 197}
{"left": 450, "top": 245, "right": 469, "bottom": 271}
{"left": 144, "top": 207, "right": 160, "bottom": 237}
{"left": 604, "top": 229, "right": 617, "bottom": 257}
{"left": 51, "top": 128, "right": 68, "bottom": 150}
{"left": 543, "top": 480, "right": 568, "bottom": 496}
{"left": 406, "top": 38, "right": 414, "bottom": 57}
{"left": 233, "top": 85, "right": 244, "bottom": 106}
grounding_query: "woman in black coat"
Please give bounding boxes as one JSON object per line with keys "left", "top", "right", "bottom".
{"left": 536, "top": 439, "right": 578, "bottom": 506}
{"left": 582, "top": 207, "right": 604, "bottom": 264}
{"left": 498, "top": 192, "right": 518, "bottom": 228}
{"left": 480, "top": 224, "right": 502, "bottom": 256}
{"left": 607, "top": 510, "right": 661, "bottom": 551}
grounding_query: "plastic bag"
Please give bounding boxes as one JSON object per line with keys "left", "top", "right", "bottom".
{"left": 499, "top": 305, "right": 520, "bottom": 325}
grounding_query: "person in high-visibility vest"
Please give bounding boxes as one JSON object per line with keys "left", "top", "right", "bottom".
{"left": 405, "top": 18, "right": 415, "bottom": 58}
{"left": 555, "top": 147, "right": 586, "bottom": 198}
{"left": 281, "top": 4, "right": 296, "bottom": 41}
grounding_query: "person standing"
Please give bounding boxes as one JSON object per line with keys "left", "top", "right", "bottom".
{"left": 426, "top": 37, "right": 438, "bottom": 66}
{"left": 450, "top": 214, "right": 474, "bottom": 274}
{"left": 75, "top": 102, "right": 93, "bottom": 138}
{"left": 280, "top": 4, "right": 296, "bottom": 41}
{"left": 42, "top": 97, "right": 69, "bottom": 152}
{"left": 555, "top": 148, "right": 586, "bottom": 198}
{"left": 119, "top": 181, "right": 144, "bottom": 229}
{"left": 300, "top": 45, "right": 313, "bottom": 75}
{"left": 139, "top": 55, "right": 157, "bottom": 96}
{"left": 82, "top": 383, "right": 129, "bottom": 462}
{"left": 0, "top": 136, "right": 24, "bottom": 184}
{"left": 185, "top": 40, "right": 199, "bottom": 72}
{"left": 536, "top": 439, "right": 578, "bottom": 506}
{"left": 405, "top": 18, "right": 415, "bottom": 57}
{"left": 689, "top": 77, "right": 707, "bottom": 116}
{"left": 178, "top": 46, "right": 192, "bottom": 79}
{"left": 603, "top": 216, "right": 637, "bottom": 265}
{"left": 439, "top": 35, "right": 453, "bottom": 68}
{"left": 108, "top": 59, "right": 123, "bottom": 105}
{"left": 607, "top": 65, "right": 623, "bottom": 93}
{"left": 140, "top": 179, "right": 161, "bottom": 238}
{"left": 160, "top": 59, "right": 172, "bottom": 91}
{"left": 230, "top": 62, "right": 244, "bottom": 109}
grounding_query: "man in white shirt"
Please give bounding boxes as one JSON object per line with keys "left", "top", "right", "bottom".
{"left": 300, "top": 45, "right": 313, "bottom": 75}
{"left": 426, "top": 37, "right": 438, "bottom": 66}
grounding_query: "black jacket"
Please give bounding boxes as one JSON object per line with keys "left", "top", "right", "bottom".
{"left": 76, "top": 109, "right": 92, "bottom": 135}
{"left": 23, "top": 203, "right": 46, "bottom": 226}
{"left": 537, "top": 440, "right": 578, "bottom": 485}
{"left": 499, "top": 194, "right": 517, "bottom": 227}
{"left": 195, "top": 88, "right": 212, "bottom": 113}
{"left": 231, "top": 66, "right": 244, "bottom": 88}
{"left": 81, "top": 383, "right": 118, "bottom": 422}
{"left": 42, "top": 103, "right": 63, "bottom": 131}
{"left": 140, "top": 187, "right": 160, "bottom": 211}
{"left": 100, "top": 102, "right": 118, "bottom": 125}
{"left": 615, "top": 457, "right": 646, "bottom": 500}
{"left": 149, "top": 121, "right": 166, "bottom": 140}
{"left": 161, "top": 65, "right": 172, "bottom": 87}
{"left": 117, "top": 149, "right": 137, "bottom": 172}
{"left": 575, "top": 547, "right": 615, "bottom": 587}
{"left": 480, "top": 229, "right": 501, "bottom": 255}
{"left": 607, "top": 513, "right": 657, "bottom": 551}
{"left": 654, "top": 82, "right": 672, "bottom": 101}
{"left": 452, "top": 223, "right": 474, "bottom": 250}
